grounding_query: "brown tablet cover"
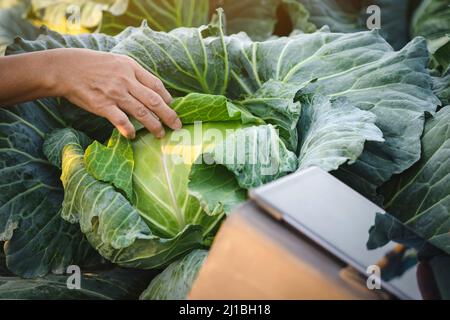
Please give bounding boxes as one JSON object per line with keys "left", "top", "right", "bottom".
{"left": 188, "top": 201, "right": 389, "bottom": 300}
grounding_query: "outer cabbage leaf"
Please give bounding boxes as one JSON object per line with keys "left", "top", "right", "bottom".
{"left": 0, "top": 267, "right": 155, "bottom": 299}
{"left": 433, "top": 72, "right": 450, "bottom": 107}
{"left": 100, "top": 0, "right": 210, "bottom": 35}
{"left": 285, "top": 0, "right": 365, "bottom": 33}
{"left": 111, "top": 12, "right": 229, "bottom": 96}
{"left": 0, "top": 4, "right": 39, "bottom": 55}
{"left": 285, "top": 0, "right": 410, "bottom": 50}
{"left": 280, "top": 0, "right": 316, "bottom": 34}
{"left": 366, "top": 212, "right": 431, "bottom": 251}
{"left": 188, "top": 162, "right": 246, "bottom": 216}
{"left": 0, "top": 101, "right": 99, "bottom": 278}
{"left": 412, "top": 0, "right": 450, "bottom": 54}
{"left": 432, "top": 35, "right": 450, "bottom": 73}
{"left": 378, "top": 106, "right": 450, "bottom": 254}
{"left": 227, "top": 30, "right": 439, "bottom": 198}
{"left": 84, "top": 129, "right": 134, "bottom": 200}
{"left": 6, "top": 23, "right": 134, "bottom": 55}
{"left": 238, "top": 80, "right": 301, "bottom": 150}
{"left": 297, "top": 94, "right": 384, "bottom": 172}
{"left": 140, "top": 249, "right": 207, "bottom": 300}
{"left": 412, "top": 0, "right": 450, "bottom": 74}
{"left": 218, "top": 0, "right": 279, "bottom": 41}
{"left": 43, "top": 129, "right": 150, "bottom": 245}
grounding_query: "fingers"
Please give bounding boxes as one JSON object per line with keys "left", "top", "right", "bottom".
{"left": 119, "top": 95, "right": 166, "bottom": 138}
{"left": 103, "top": 106, "right": 136, "bottom": 139}
{"left": 129, "top": 82, "right": 181, "bottom": 131}
{"left": 417, "top": 262, "right": 441, "bottom": 300}
{"left": 134, "top": 64, "right": 173, "bottom": 105}
{"left": 78, "top": 55, "right": 179, "bottom": 139}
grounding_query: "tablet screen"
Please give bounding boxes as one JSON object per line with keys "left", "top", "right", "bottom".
{"left": 250, "top": 167, "right": 443, "bottom": 300}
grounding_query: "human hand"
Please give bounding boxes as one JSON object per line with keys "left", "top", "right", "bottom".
{"left": 50, "top": 48, "right": 181, "bottom": 139}
{"left": 417, "top": 261, "right": 442, "bottom": 300}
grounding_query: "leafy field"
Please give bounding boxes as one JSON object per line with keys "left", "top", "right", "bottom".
{"left": 0, "top": 0, "right": 449, "bottom": 299}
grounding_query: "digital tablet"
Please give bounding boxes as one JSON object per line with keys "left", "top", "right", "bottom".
{"left": 249, "top": 167, "right": 428, "bottom": 300}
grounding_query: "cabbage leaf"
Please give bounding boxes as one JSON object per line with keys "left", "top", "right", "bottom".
{"left": 101, "top": 0, "right": 210, "bottom": 35}
{"left": 285, "top": 0, "right": 411, "bottom": 50}
{"left": 0, "top": 267, "right": 155, "bottom": 299}
{"left": 0, "top": 4, "right": 39, "bottom": 55}
{"left": 140, "top": 249, "right": 207, "bottom": 300}
{"left": 0, "top": 101, "right": 100, "bottom": 278}
{"left": 377, "top": 106, "right": 450, "bottom": 254}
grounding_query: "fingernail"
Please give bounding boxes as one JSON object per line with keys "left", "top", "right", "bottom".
{"left": 122, "top": 130, "right": 134, "bottom": 139}
{"left": 156, "top": 128, "right": 165, "bottom": 138}
{"left": 173, "top": 118, "right": 182, "bottom": 130}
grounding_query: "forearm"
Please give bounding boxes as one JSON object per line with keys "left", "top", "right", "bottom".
{"left": 0, "top": 48, "right": 179, "bottom": 138}
{"left": 0, "top": 50, "right": 61, "bottom": 106}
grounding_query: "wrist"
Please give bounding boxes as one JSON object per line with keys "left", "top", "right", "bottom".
{"left": 40, "top": 49, "right": 67, "bottom": 97}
